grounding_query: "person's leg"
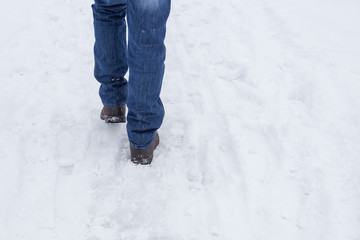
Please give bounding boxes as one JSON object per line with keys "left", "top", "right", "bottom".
{"left": 126, "top": 0, "right": 171, "bottom": 151}
{"left": 92, "top": 0, "right": 128, "bottom": 108}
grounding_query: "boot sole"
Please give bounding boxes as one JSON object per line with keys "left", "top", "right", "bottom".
{"left": 100, "top": 115, "right": 126, "bottom": 123}
{"left": 132, "top": 155, "right": 154, "bottom": 165}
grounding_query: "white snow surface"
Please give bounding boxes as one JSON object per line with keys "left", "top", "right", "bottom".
{"left": 1, "top": 0, "right": 360, "bottom": 239}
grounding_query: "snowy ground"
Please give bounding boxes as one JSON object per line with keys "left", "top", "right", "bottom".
{"left": 1, "top": 0, "right": 360, "bottom": 239}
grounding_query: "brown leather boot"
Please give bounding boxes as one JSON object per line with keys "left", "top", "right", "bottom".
{"left": 130, "top": 132, "right": 159, "bottom": 165}
{"left": 100, "top": 106, "right": 126, "bottom": 123}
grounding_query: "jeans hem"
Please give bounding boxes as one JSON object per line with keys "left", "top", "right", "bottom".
{"left": 129, "top": 138, "right": 155, "bottom": 150}
{"left": 102, "top": 103, "right": 127, "bottom": 108}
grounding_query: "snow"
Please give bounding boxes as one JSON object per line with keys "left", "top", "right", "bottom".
{"left": 1, "top": 0, "right": 360, "bottom": 239}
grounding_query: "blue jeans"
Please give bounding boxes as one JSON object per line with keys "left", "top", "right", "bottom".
{"left": 92, "top": 0, "right": 171, "bottom": 149}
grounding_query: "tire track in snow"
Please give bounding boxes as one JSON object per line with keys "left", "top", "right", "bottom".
{"left": 223, "top": 1, "right": 357, "bottom": 239}
{"left": 166, "top": 0, "right": 259, "bottom": 238}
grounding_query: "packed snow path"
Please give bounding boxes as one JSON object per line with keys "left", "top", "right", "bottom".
{"left": 1, "top": 0, "right": 360, "bottom": 239}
